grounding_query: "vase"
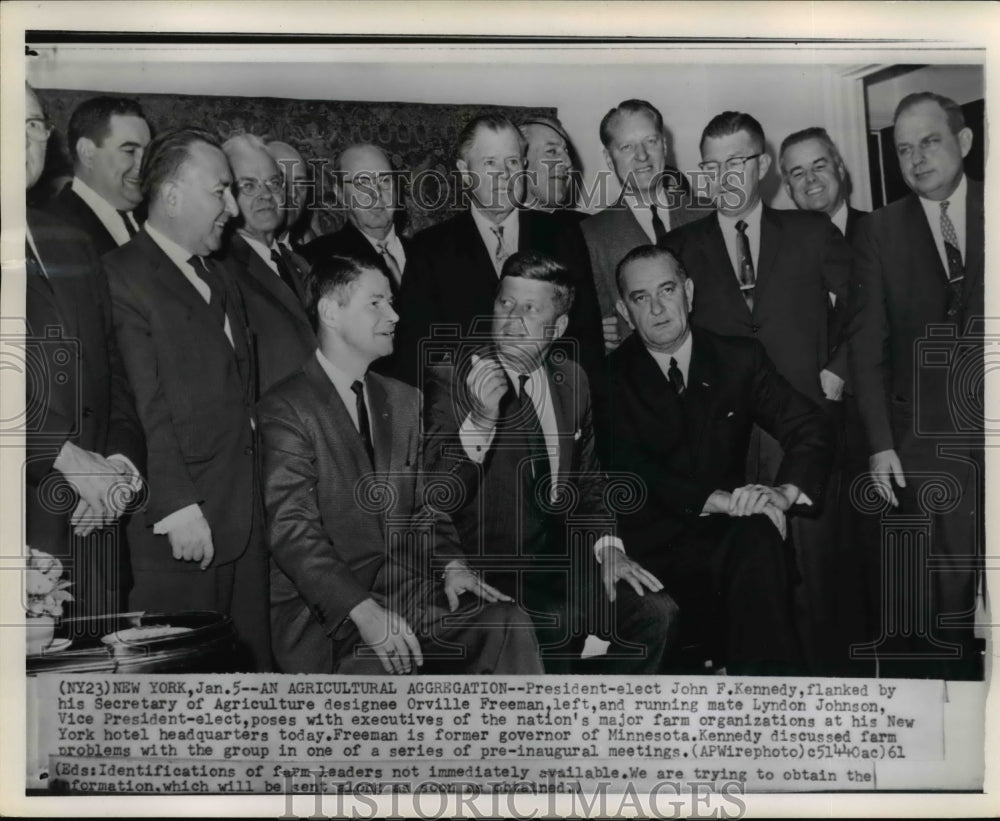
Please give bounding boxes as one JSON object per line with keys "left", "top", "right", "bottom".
{"left": 26, "top": 615, "right": 55, "bottom": 655}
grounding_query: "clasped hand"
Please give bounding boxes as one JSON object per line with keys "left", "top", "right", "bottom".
{"left": 53, "top": 442, "right": 136, "bottom": 537}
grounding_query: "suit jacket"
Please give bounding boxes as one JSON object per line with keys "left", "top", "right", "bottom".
{"left": 594, "top": 330, "right": 834, "bottom": 562}
{"left": 848, "top": 179, "right": 984, "bottom": 455}
{"left": 844, "top": 205, "right": 866, "bottom": 242}
{"left": 392, "top": 208, "right": 604, "bottom": 384}
{"left": 24, "top": 209, "right": 144, "bottom": 549}
{"left": 221, "top": 233, "right": 315, "bottom": 396}
{"left": 582, "top": 192, "right": 702, "bottom": 331}
{"left": 258, "top": 356, "right": 463, "bottom": 672}
{"left": 301, "top": 221, "right": 410, "bottom": 292}
{"left": 424, "top": 348, "right": 611, "bottom": 597}
{"left": 104, "top": 229, "right": 257, "bottom": 570}
{"left": 45, "top": 183, "right": 121, "bottom": 258}
{"left": 662, "top": 206, "right": 852, "bottom": 404}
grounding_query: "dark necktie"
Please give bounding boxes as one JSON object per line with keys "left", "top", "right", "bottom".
{"left": 190, "top": 256, "right": 228, "bottom": 328}
{"left": 270, "top": 247, "right": 301, "bottom": 296}
{"left": 650, "top": 203, "right": 668, "bottom": 245}
{"left": 351, "top": 380, "right": 375, "bottom": 467}
{"left": 667, "top": 356, "right": 685, "bottom": 396}
{"left": 516, "top": 373, "right": 552, "bottom": 494}
{"left": 376, "top": 241, "right": 403, "bottom": 288}
{"left": 939, "top": 200, "right": 965, "bottom": 319}
{"left": 735, "top": 219, "right": 756, "bottom": 311}
{"left": 117, "top": 210, "right": 137, "bottom": 238}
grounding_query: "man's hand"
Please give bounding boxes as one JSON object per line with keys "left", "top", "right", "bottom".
{"left": 467, "top": 354, "right": 509, "bottom": 427}
{"left": 597, "top": 545, "right": 664, "bottom": 602}
{"left": 820, "top": 368, "right": 845, "bottom": 402}
{"left": 441, "top": 561, "right": 512, "bottom": 612}
{"left": 602, "top": 316, "right": 621, "bottom": 352}
{"left": 53, "top": 442, "right": 130, "bottom": 536}
{"left": 704, "top": 486, "right": 789, "bottom": 539}
{"left": 167, "top": 511, "right": 215, "bottom": 570}
{"left": 759, "top": 503, "right": 787, "bottom": 540}
{"left": 349, "top": 598, "right": 423, "bottom": 674}
{"left": 870, "top": 449, "right": 905, "bottom": 507}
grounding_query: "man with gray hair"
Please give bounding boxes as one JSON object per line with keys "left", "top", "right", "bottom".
{"left": 518, "top": 114, "right": 583, "bottom": 218}
{"left": 266, "top": 139, "right": 317, "bottom": 249}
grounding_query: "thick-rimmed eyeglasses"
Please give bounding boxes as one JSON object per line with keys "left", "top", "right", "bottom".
{"left": 697, "top": 152, "right": 764, "bottom": 174}
{"left": 235, "top": 176, "right": 284, "bottom": 198}
{"left": 26, "top": 118, "right": 53, "bottom": 142}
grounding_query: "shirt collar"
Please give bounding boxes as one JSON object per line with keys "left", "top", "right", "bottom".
{"left": 717, "top": 198, "right": 763, "bottom": 233}
{"left": 470, "top": 204, "right": 519, "bottom": 246}
{"left": 316, "top": 348, "right": 367, "bottom": 396}
{"left": 355, "top": 223, "right": 400, "bottom": 252}
{"left": 239, "top": 229, "right": 278, "bottom": 262}
{"left": 145, "top": 222, "right": 200, "bottom": 274}
{"left": 646, "top": 329, "right": 694, "bottom": 383}
{"left": 72, "top": 176, "right": 133, "bottom": 239}
{"left": 919, "top": 172, "right": 967, "bottom": 215}
{"left": 829, "top": 200, "right": 849, "bottom": 235}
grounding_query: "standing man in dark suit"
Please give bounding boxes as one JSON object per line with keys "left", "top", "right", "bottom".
{"left": 662, "top": 111, "right": 852, "bottom": 673}
{"left": 597, "top": 246, "right": 835, "bottom": 675}
{"left": 518, "top": 115, "right": 585, "bottom": 222}
{"left": 24, "top": 83, "right": 144, "bottom": 626}
{"left": 425, "top": 252, "right": 678, "bottom": 674}
{"left": 393, "top": 114, "right": 603, "bottom": 386}
{"left": 259, "top": 255, "right": 542, "bottom": 675}
{"left": 849, "top": 92, "right": 984, "bottom": 679}
{"left": 45, "top": 96, "right": 151, "bottom": 257}
{"left": 266, "top": 139, "right": 318, "bottom": 250}
{"left": 301, "top": 144, "right": 408, "bottom": 294}
{"left": 582, "top": 99, "right": 700, "bottom": 352}
{"left": 104, "top": 127, "right": 270, "bottom": 671}
{"left": 220, "top": 134, "right": 315, "bottom": 395}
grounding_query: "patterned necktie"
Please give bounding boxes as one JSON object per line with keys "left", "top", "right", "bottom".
{"left": 735, "top": 219, "right": 756, "bottom": 311}
{"left": 667, "top": 356, "right": 685, "bottom": 396}
{"left": 939, "top": 200, "right": 965, "bottom": 319}
{"left": 117, "top": 210, "right": 137, "bottom": 238}
{"left": 491, "top": 226, "right": 509, "bottom": 274}
{"left": 351, "top": 380, "right": 375, "bottom": 467}
{"left": 270, "top": 247, "right": 301, "bottom": 296}
{"left": 190, "top": 256, "right": 227, "bottom": 328}
{"left": 376, "top": 241, "right": 403, "bottom": 288}
{"left": 650, "top": 203, "right": 668, "bottom": 245}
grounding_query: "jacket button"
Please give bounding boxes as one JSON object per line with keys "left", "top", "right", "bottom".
{"left": 82, "top": 406, "right": 93, "bottom": 418}
{"left": 751, "top": 324, "right": 761, "bottom": 333}
{"left": 244, "top": 446, "right": 253, "bottom": 455}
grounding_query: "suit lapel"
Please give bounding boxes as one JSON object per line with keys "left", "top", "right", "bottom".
{"left": 699, "top": 217, "right": 749, "bottom": 316}
{"left": 964, "top": 180, "right": 984, "bottom": 297}
{"left": 755, "top": 207, "right": 782, "bottom": 307}
{"left": 459, "top": 210, "right": 503, "bottom": 292}
{"left": 236, "top": 235, "right": 310, "bottom": 324}
{"left": 682, "top": 332, "right": 721, "bottom": 460}
{"left": 903, "top": 194, "right": 948, "bottom": 284}
{"left": 544, "top": 358, "right": 575, "bottom": 482}
{"left": 366, "top": 375, "right": 395, "bottom": 476}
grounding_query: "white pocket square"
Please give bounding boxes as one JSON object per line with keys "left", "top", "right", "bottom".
{"left": 726, "top": 411, "right": 735, "bottom": 418}
{"left": 574, "top": 429, "right": 582, "bottom": 440}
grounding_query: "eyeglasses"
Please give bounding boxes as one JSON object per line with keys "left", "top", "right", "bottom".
{"left": 697, "top": 152, "right": 764, "bottom": 174}
{"left": 235, "top": 176, "right": 284, "bottom": 198}
{"left": 25, "top": 118, "right": 53, "bottom": 142}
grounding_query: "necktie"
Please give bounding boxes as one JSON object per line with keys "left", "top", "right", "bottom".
{"left": 351, "top": 380, "right": 375, "bottom": 467}
{"left": 491, "top": 226, "right": 509, "bottom": 274}
{"left": 516, "top": 374, "right": 552, "bottom": 493}
{"left": 376, "top": 241, "right": 403, "bottom": 288}
{"left": 650, "top": 203, "right": 668, "bottom": 245}
{"left": 270, "top": 247, "right": 301, "bottom": 296}
{"left": 939, "top": 200, "right": 965, "bottom": 319}
{"left": 190, "top": 256, "right": 228, "bottom": 328}
{"left": 735, "top": 219, "right": 756, "bottom": 311}
{"left": 667, "top": 356, "right": 685, "bottom": 396}
{"left": 117, "top": 210, "right": 137, "bottom": 238}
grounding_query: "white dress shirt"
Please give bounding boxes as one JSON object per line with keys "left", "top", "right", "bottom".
{"left": 315, "top": 349, "right": 370, "bottom": 434}
{"left": 356, "top": 224, "right": 407, "bottom": 273}
{"left": 829, "top": 200, "right": 849, "bottom": 237}
{"left": 623, "top": 193, "right": 670, "bottom": 242}
{"left": 918, "top": 173, "right": 967, "bottom": 272}
{"left": 71, "top": 176, "right": 137, "bottom": 247}
{"left": 239, "top": 231, "right": 285, "bottom": 278}
{"left": 646, "top": 331, "right": 694, "bottom": 385}
{"left": 470, "top": 205, "right": 519, "bottom": 274}
{"left": 717, "top": 199, "right": 763, "bottom": 282}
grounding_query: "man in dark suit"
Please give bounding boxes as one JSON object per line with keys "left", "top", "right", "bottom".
{"left": 662, "top": 111, "right": 852, "bottom": 673}
{"left": 582, "top": 99, "right": 701, "bottom": 352}
{"left": 518, "top": 115, "right": 585, "bottom": 222}
{"left": 266, "top": 139, "right": 318, "bottom": 250}
{"left": 24, "top": 83, "right": 144, "bottom": 627}
{"left": 596, "top": 245, "right": 835, "bottom": 675}
{"left": 220, "top": 134, "right": 315, "bottom": 395}
{"left": 849, "top": 92, "right": 984, "bottom": 679}
{"left": 258, "top": 255, "right": 542, "bottom": 675}
{"left": 424, "top": 252, "right": 678, "bottom": 674}
{"left": 104, "top": 127, "right": 270, "bottom": 671}
{"left": 301, "top": 144, "right": 408, "bottom": 294}
{"left": 393, "top": 114, "right": 603, "bottom": 386}
{"left": 45, "top": 96, "right": 151, "bottom": 257}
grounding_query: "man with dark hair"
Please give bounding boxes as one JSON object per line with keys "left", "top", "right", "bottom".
{"left": 25, "top": 83, "right": 145, "bottom": 626}
{"left": 661, "top": 110, "right": 852, "bottom": 674}
{"left": 582, "top": 99, "right": 699, "bottom": 352}
{"left": 518, "top": 115, "right": 583, "bottom": 218}
{"left": 301, "top": 143, "right": 409, "bottom": 296}
{"left": 220, "top": 134, "right": 314, "bottom": 395}
{"left": 392, "top": 113, "right": 603, "bottom": 386}
{"left": 266, "top": 139, "right": 318, "bottom": 250}
{"left": 425, "top": 251, "right": 678, "bottom": 674}
{"left": 595, "top": 245, "right": 834, "bottom": 674}
{"left": 46, "top": 95, "right": 151, "bottom": 256}
{"left": 258, "top": 254, "right": 542, "bottom": 674}
{"left": 849, "top": 91, "right": 984, "bottom": 679}
{"left": 104, "top": 126, "right": 271, "bottom": 671}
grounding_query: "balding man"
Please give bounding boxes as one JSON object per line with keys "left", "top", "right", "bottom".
{"left": 221, "top": 134, "right": 315, "bottom": 395}
{"left": 302, "top": 143, "right": 408, "bottom": 296}
{"left": 518, "top": 115, "right": 584, "bottom": 221}
{"left": 266, "top": 139, "right": 317, "bottom": 249}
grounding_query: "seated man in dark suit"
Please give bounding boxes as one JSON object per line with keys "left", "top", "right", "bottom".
{"left": 301, "top": 144, "right": 407, "bottom": 294}
{"left": 424, "top": 252, "right": 678, "bottom": 674}
{"left": 595, "top": 245, "right": 835, "bottom": 675}
{"left": 258, "top": 255, "right": 542, "bottom": 675}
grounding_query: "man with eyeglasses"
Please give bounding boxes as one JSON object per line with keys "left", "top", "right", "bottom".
{"left": 46, "top": 95, "right": 152, "bottom": 257}
{"left": 301, "top": 144, "right": 409, "bottom": 298}
{"left": 24, "top": 83, "right": 145, "bottom": 626}
{"left": 220, "top": 134, "right": 315, "bottom": 395}
{"left": 661, "top": 111, "right": 853, "bottom": 676}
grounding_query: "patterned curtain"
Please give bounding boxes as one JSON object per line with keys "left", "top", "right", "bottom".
{"left": 34, "top": 89, "right": 556, "bottom": 237}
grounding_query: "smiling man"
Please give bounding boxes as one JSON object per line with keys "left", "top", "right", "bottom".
{"left": 47, "top": 96, "right": 152, "bottom": 256}
{"left": 104, "top": 127, "right": 271, "bottom": 671}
